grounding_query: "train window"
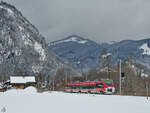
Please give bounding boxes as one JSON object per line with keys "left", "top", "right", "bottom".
{"left": 85, "top": 86, "right": 90, "bottom": 89}
{"left": 65, "top": 85, "right": 70, "bottom": 88}
{"left": 73, "top": 86, "right": 78, "bottom": 89}
{"left": 86, "top": 85, "right": 91, "bottom": 89}
{"left": 80, "top": 85, "right": 96, "bottom": 89}
{"left": 90, "top": 85, "right": 95, "bottom": 89}
{"left": 70, "top": 86, "right": 74, "bottom": 89}
{"left": 84, "top": 85, "right": 95, "bottom": 89}
{"left": 96, "top": 83, "right": 104, "bottom": 88}
{"left": 105, "top": 82, "right": 113, "bottom": 86}
{"left": 83, "top": 86, "right": 88, "bottom": 89}
{"left": 88, "top": 85, "right": 92, "bottom": 89}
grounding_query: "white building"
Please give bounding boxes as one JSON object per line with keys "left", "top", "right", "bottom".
{"left": 10, "top": 76, "right": 36, "bottom": 89}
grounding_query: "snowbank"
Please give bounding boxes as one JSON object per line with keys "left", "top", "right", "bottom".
{"left": 4, "top": 86, "right": 37, "bottom": 95}
{"left": 0, "top": 89, "right": 149, "bottom": 113}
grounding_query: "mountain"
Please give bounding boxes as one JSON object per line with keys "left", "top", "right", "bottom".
{"left": 108, "top": 39, "right": 150, "bottom": 68}
{"left": 48, "top": 35, "right": 111, "bottom": 70}
{"left": 49, "top": 35, "right": 150, "bottom": 71}
{"left": 0, "top": 2, "right": 79, "bottom": 78}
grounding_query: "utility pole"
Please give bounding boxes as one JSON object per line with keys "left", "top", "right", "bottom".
{"left": 65, "top": 71, "right": 67, "bottom": 83}
{"left": 80, "top": 64, "right": 87, "bottom": 81}
{"left": 146, "top": 82, "right": 149, "bottom": 100}
{"left": 85, "top": 74, "right": 87, "bottom": 81}
{"left": 70, "top": 75, "right": 72, "bottom": 83}
{"left": 85, "top": 71, "right": 87, "bottom": 81}
{"left": 145, "top": 50, "right": 148, "bottom": 99}
{"left": 52, "top": 76, "right": 55, "bottom": 91}
{"left": 119, "top": 59, "right": 122, "bottom": 96}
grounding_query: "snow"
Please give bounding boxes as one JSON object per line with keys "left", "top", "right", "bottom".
{"left": 6, "top": 87, "right": 37, "bottom": 94}
{"left": 4, "top": 51, "right": 10, "bottom": 59}
{"left": 32, "top": 65, "right": 43, "bottom": 73}
{"left": 18, "top": 26, "right": 24, "bottom": 31}
{"left": 102, "top": 53, "right": 111, "bottom": 58}
{"left": 22, "top": 34, "right": 46, "bottom": 61}
{"left": 8, "top": 38, "right": 12, "bottom": 46}
{"left": 141, "top": 73, "right": 149, "bottom": 77}
{"left": 34, "top": 42, "right": 46, "bottom": 61}
{"left": 107, "top": 41, "right": 117, "bottom": 44}
{"left": 77, "top": 61, "right": 80, "bottom": 64}
{"left": 139, "top": 43, "right": 150, "bottom": 55}
{"left": 0, "top": 6, "right": 14, "bottom": 15}
{"left": 50, "top": 37, "right": 88, "bottom": 45}
{"left": 22, "top": 34, "right": 32, "bottom": 46}
{"left": 15, "top": 47, "right": 22, "bottom": 56}
{"left": 10, "top": 76, "right": 35, "bottom": 84}
{"left": 0, "top": 87, "right": 149, "bottom": 113}
{"left": 6, "top": 8, "right": 13, "bottom": 14}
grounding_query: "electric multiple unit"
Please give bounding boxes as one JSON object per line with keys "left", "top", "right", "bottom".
{"left": 64, "top": 80, "right": 115, "bottom": 94}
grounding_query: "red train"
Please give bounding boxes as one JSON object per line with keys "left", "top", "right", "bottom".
{"left": 64, "top": 80, "right": 115, "bottom": 94}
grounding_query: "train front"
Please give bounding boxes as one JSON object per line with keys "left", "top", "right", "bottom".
{"left": 104, "top": 81, "right": 115, "bottom": 94}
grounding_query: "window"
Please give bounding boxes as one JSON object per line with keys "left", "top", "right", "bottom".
{"left": 90, "top": 85, "right": 96, "bottom": 89}
{"left": 82, "top": 85, "right": 88, "bottom": 89}
{"left": 105, "top": 82, "right": 113, "bottom": 86}
{"left": 72, "top": 86, "right": 77, "bottom": 89}
{"left": 96, "top": 83, "right": 104, "bottom": 88}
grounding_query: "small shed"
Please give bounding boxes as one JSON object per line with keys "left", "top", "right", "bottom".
{"left": 10, "top": 76, "right": 36, "bottom": 89}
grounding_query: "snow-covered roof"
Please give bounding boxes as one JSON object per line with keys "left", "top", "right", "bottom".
{"left": 10, "top": 76, "right": 36, "bottom": 84}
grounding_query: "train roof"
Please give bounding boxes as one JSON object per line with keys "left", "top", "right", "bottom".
{"left": 66, "top": 80, "right": 113, "bottom": 86}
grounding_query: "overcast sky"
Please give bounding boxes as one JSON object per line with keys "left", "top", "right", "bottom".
{"left": 5, "top": 0, "right": 150, "bottom": 43}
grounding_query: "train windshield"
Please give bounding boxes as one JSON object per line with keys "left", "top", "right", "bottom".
{"left": 105, "top": 82, "right": 113, "bottom": 86}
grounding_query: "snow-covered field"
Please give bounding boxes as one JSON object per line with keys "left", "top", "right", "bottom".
{"left": 0, "top": 87, "right": 149, "bottom": 113}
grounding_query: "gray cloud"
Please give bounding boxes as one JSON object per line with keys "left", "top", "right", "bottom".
{"left": 5, "top": 0, "right": 150, "bottom": 43}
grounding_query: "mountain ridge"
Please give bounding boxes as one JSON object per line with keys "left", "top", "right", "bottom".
{"left": 49, "top": 35, "right": 150, "bottom": 71}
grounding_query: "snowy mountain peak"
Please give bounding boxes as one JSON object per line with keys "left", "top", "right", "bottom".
{"left": 65, "top": 36, "right": 87, "bottom": 44}
{"left": 49, "top": 35, "right": 88, "bottom": 46}
{"left": 49, "top": 35, "right": 103, "bottom": 70}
